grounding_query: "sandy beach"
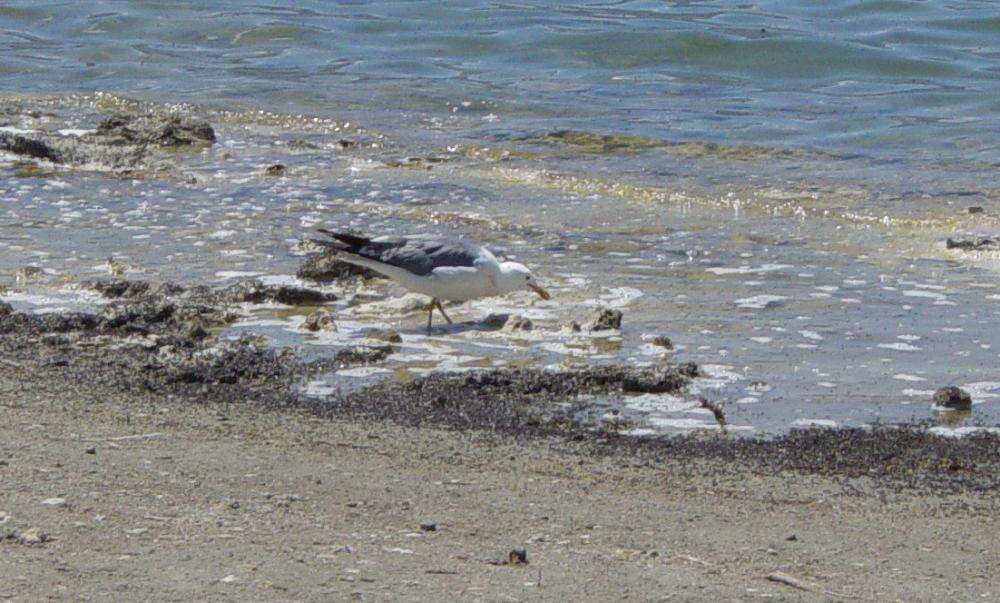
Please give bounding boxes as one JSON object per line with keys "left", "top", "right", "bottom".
{"left": 2, "top": 363, "right": 998, "bottom": 601}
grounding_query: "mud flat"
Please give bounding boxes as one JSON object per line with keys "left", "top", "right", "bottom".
{"left": 1, "top": 277, "right": 999, "bottom": 600}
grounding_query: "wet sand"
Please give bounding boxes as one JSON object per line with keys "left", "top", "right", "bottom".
{"left": 2, "top": 369, "right": 999, "bottom": 601}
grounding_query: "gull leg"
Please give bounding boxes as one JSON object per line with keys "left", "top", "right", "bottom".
{"left": 427, "top": 302, "right": 434, "bottom": 332}
{"left": 434, "top": 299, "right": 453, "bottom": 325}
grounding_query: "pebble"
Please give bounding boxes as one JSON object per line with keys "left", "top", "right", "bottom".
{"left": 967, "top": 206, "right": 984, "bottom": 214}
{"left": 85, "top": 447, "right": 96, "bottom": 455}
{"left": 589, "top": 308, "right": 622, "bottom": 331}
{"left": 933, "top": 386, "right": 972, "bottom": 411}
{"left": 302, "top": 310, "right": 337, "bottom": 332}
{"left": 41, "top": 497, "right": 66, "bottom": 507}
{"left": 508, "top": 548, "right": 528, "bottom": 565}
{"left": 264, "top": 163, "right": 287, "bottom": 177}
{"left": 219, "top": 575, "right": 239, "bottom": 584}
{"left": 419, "top": 522, "right": 437, "bottom": 532}
{"left": 651, "top": 335, "right": 673, "bottom": 349}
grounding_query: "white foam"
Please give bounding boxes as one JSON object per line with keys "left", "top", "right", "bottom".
{"left": 903, "top": 290, "right": 947, "bottom": 301}
{"left": 928, "top": 426, "right": 1000, "bottom": 438}
{"left": 706, "top": 263, "right": 792, "bottom": 276}
{"left": 791, "top": 418, "right": 839, "bottom": 428}
{"left": 877, "top": 342, "right": 921, "bottom": 351}
{"left": 735, "top": 295, "right": 787, "bottom": 309}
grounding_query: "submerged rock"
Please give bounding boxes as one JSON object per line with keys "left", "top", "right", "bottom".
{"left": 946, "top": 236, "right": 997, "bottom": 250}
{"left": 650, "top": 335, "right": 673, "bottom": 349}
{"left": 297, "top": 253, "right": 378, "bottom": 282}
{"left": 933, "top": 386, "right": 972, "bottom": 411}
{"left": 588, "top": 308, "right": 622, "bottom": 331}
{"left": 263, "top": 163, "right": 286, "bottom": 177}
{"left": 483, "top": 313, "right": 532, "bottom": 331}
{"left": 335, "top": 345, "right": 392, "bottom": 365}
{"left": 89, "top": 278, "right": 151, "bottom": 299}
{"left": 95, "top": 114, "right": 215, "bottom": 147}
{"left": 220, "top": 280, "right": 335, "bottom": 306}
{"left": 363, "top": 328, "right": 402, "bottom": 343}
{"left": 0, "top": 131, "right": 62, "bottom": 162}
{"left": 0, "top": 110, "right": 215, "bottom": 173}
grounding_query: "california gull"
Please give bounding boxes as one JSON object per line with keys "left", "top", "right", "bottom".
{"left": 315, "top": 229, "right": 550, "bottom": 330}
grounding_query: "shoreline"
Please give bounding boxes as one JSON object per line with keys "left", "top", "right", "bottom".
{"left": 2, "top": 371, "right": 998, "bottom": 600}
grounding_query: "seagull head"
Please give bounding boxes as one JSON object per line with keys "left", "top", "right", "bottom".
{"left": 499, "top": 262, "right": 551, "bottom": 300}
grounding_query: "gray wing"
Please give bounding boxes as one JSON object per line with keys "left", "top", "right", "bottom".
{"left": 363, "top": 237, "right": 486, "bottom": 276}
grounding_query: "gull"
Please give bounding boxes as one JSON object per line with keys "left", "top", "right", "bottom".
{"left": 315, "top": 229, "right": 550, "bottom": 330}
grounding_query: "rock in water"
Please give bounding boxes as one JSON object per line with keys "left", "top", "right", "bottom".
{"left": 297, "top": 253, "right": 378, "bottom": 282}
{"left": 96, "top": 114, "right": 216, "bottom": 147}
{"left": 503, "top": 316, "right": 533, "bottom": 332}
{"left": 0, "top": 131, "right": 62, "bottom": 162}
{"left": 363, "top": 328, "right": 402, "bottom": 343}
{"left": 933, "top": 386, "right": 972, "bottom": 411}
{"left": 589, "top": 307, "right": 622, "bottom": 331}
{"left": 946, "top": 237, "right": 997, "bottom": 251}
{"left": 220, "top": 280, "right": 334, "bottom": 305}
{"left": 651, "top": 335, "right": 673, "bottom": 349}
{"left": 264, "top": 163, "right": 286, "bottom": 176}
{"left": 303, "top": 310, "right": 337, "bottom": 332}
{"left": 483, "top": 313, "right": 532, "bottom": 331}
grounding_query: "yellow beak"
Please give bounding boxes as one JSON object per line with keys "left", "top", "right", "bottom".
{"left": 528, "top": 283, "right": 551, "bottom": 300}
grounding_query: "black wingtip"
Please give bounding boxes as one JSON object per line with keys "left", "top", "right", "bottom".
{"left": 317, "top": 229, "right": 370, "bottom": 250}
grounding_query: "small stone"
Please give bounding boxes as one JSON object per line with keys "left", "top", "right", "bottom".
{"left": 84, "top": 447, "right": 96, "bottom": 455}
{"left": 126, "top": 527, "right": 148, "bottom": 535}
{"left": 564, "top": 321, "right": 582, "bottom": 333}
{"left": 968, "top": 206, "right": 984, "bottom": 214}
{"left": 303, "top": 310, "right": 337, "bottom": 332}
{"left": 229, "top": 501, "right": 241, "bottom": 510}
{"left": 933, "top": 386, "right": 972, "bottom": 411}
{"left": 16, "top": 527, "right": 49, "bottom": 545}
{"left": 677, "top": 362, "right": 700, "bottom": 377}
{"left": 588, "top": 307, "right": 622, "bottom": 331}
{"left": 502, "top": 316, "right": 533, "bottom": 332}
{"left": 946, "top": 236, "right": 997, "bottom": 251}
{"left": 363, "top": 328, "right": 402, "bottom": 343}
{"left": 508, "top": 548, "right": 528, "bottom": 565}
{"left": 482, "top": 313, "right": 511, "bottom": 329}
{"left": 41, "top": 497, "right": 66, "bottom": 507}
{"left": 219, "top": 575, "right": 239, "bottom": 584}
{"left": 651, "top": 335, "right": 673, "bottom": 349}
{"left": 786, "top": 534, "right": 798, "bottom": 542}
{"left": 419, "top": 522, "right": 437, "bottom": 532}
{"left": 264, "top": 163, "right": 287, "bottom": 176}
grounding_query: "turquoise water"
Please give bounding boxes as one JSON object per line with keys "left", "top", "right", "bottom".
{"left": 2, "top": 1, "right": 999, "bottom": 434}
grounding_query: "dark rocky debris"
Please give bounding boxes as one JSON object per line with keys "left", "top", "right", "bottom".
{"left": 218, "top": 280, "right": 335, "bottom": 306}
{"left": 0, "top": 109, "right": 215, "bottom": 173}
{"left": 297, "top": 252, "right": 379, "bottom": 282}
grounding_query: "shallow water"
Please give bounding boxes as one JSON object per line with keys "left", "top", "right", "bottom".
{"left": 1, "top": 2, "right": 998, "bottom": 435}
